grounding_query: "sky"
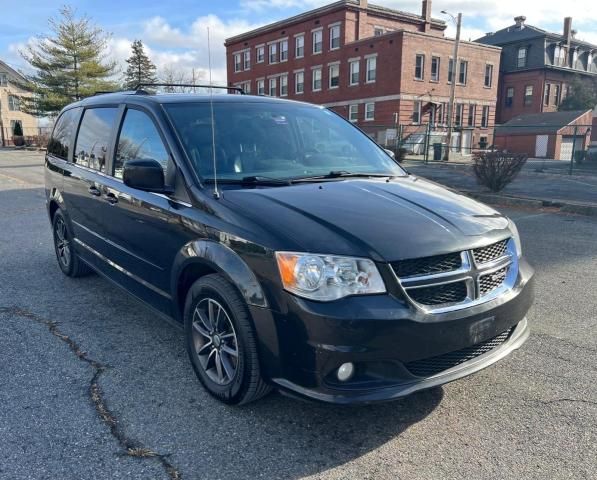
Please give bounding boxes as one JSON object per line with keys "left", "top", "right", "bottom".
{"left": 2, "top": 0, "right": 597, "bottom": 84}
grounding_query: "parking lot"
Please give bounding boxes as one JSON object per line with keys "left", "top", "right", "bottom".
{"left": 0, "top": 150, "right": 595, "bottom": 480}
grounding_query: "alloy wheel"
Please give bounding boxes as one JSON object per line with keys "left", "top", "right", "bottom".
{"left": 192, "top": 298, "right": 239, "bottom": 385}
{"left": 54, "top": 217, "right": 71, "bottom": 269}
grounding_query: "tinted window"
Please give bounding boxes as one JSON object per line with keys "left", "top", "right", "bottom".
{"left": 114, "top": 109, "right": 169, "bottom": 179}
{"left": 47, "top": 108, "right": 80, "bottom": 159}
{"left": 165, "top": 102, "right": 405, "bottom": 181}
{"left": 74, "top": 108, "right": 118, "bottom": 172}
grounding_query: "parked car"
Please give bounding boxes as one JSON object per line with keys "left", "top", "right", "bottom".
{"left": 45, "top": 90, "right": 534, "bottom": 405}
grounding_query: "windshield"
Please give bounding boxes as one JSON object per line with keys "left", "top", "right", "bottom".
{"left": 164, "top": 101, "right": 406, "bottom": 182}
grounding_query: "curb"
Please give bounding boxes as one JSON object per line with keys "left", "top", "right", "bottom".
{"left": 463, "top": 191, "right": 597, "bottom": 217}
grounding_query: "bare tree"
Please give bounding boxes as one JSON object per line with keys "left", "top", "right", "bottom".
{"left": 473, "top": 152, "right": 528, "bottom": 192}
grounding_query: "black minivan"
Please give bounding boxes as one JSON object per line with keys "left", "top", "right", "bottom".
{"left": 45, "top": 90, "right": 534, "bottom": 405}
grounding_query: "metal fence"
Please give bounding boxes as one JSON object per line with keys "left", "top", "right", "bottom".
{"left": 0, "top": 126, "right": 51, "bottom": 148}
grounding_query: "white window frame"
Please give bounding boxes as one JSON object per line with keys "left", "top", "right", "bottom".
{"left": 328, "top": 63, "right": 340, "bottom": 89}
{"left": 269, "top": 77, "right": 277, "bottom": 96}
{"left": 257, "top": 79, "right": 265, "bottom": 95}
{"left": 256, "top": 45, "right": 265, "bottom": 63}
{"left": 458, "top": 60, "right": 468, "bottom": 85}
{"left": 517, "top": 47, "right": 527, "bottom": 68}
{"left": 8, "top": 95, "right": 20, "bottom": 111}
{"left": 349, "top": 104, "right": 359, "bottom": 122}
{"left": 364, "top": 102, "right": 375, "bottom": 121}
{"left": 295, "top": 34, "right": 305, "bottom": 58}
{"left": 280, "top": 74, "right": 288, "bottom": 96}
{"left": 295, "top": 71, "right": 304, "bottom": 94}
{"left": 233, "top": 53, "right": 242, "bottom": 73}
{"left": 366, "top": 55, "right": 377, "bottom": 83}
{"left": 312, "top": 29, "right": 323, "bottom": 54}
{"left": 269, "top": 43, "right": 278, "bottom": 64}
{"left": 312, "top": 67, "right": 322, "bottom": 91}
{"left": 484, "top": 64, "right": 493, "bottom": 88}
{"left": 415, "top": 54, "right": 425, "bottom": 80}
{"left": 279, "top": 39, "right": 288, "bottom": 62}
{"left": 481, "top": 106, "right": 490, "bottom": 128}
{"left": 431, "top": 56, "right": 440, "bottom": 82}
{"left": 412, "top": 100, "right": 421, "bottom": 124}
{"left": 467, "top": 104, "right": 476, "bottom": 127}
{"left": 349, "top": 60, "right": 360, "bottom": 85}
{"left": 448, "top": 58, "right": 454, "bottom": 83}
{"left": 329, "top": 24, "right": 341, "bottom": 50}
{"left": 455, "top": 103, "right": 463, "bottom": 127}
{"left": 243, "top": 50, "right": 251, "bottom": 70}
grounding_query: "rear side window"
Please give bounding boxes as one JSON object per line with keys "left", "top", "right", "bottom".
{"left": 114, "top": 109, "right": 169, "bottom": 179}
{"left": 47, "top": 108, "right": 80, "bottom": 159}
{"left": 74, "top": 107, "right": 119, "bottom": 172}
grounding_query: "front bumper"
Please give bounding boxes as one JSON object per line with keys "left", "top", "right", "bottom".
{"left": 250, "top": 258, "right": 534, "bottom": 405}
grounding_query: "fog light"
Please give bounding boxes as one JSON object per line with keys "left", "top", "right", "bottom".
{"left": 337, "top": 362, "right": 355, "bottom": 382}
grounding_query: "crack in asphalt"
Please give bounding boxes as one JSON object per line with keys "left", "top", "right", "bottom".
{"left": 0, "top": 306, "right": 182, "bottom": 480}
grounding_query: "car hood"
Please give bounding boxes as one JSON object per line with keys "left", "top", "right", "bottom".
{"left": 221, "top": 176, "right": 510, "bottom": 261}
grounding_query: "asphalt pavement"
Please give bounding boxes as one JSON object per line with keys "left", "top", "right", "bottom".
{"left": 1, "top": 150, "right": 596, "bottom": 480}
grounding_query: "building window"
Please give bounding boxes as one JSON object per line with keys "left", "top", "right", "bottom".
{"left": 484, "top": 64, "right": 493, "bottom": 87}
{"left": 269, "top": 43, "right": 277, "bottom": 64}
{"left": 243, "top": 50, "right": 250, "bottom": 70}
{"left": 467, "top": 105, "right": 476, "bottom": 127}
{"left": 505, "top": 87, "right": 514, "bottom": 107}
{"left": 441, "top": 102, "right": 448, "bottom": 124}
{"left": 349, "top": 60, "right": 359, "bottom": 85}
{"left": 431, "top": 56, "right": 440, "bottom": 81}
{"left": 244, "top": 81, "right": 251, "bottom": 94}
{"left": 279, "top": 40, "right": 288, "bottom": 62}
{"left": 365, "top": 102, "right": 375, "bottom": 121}
{"left": 0, "top": 73, "right": 8, "bottom": 86}
{"left": 554, "top": 45, "right": 566, "bottom": 66}
{"left": 329, "top": 64, "right": 340, "bottom": 88}
{"left": 481, "top": 106, "right": 489, "bottom": 128}
{"left": 458, "top": 60, "right": 468, "bottom": 84}
{"left": 312, "top": 67, "right": 322, "bottom": 91}
{"left": 279, "top": 74, "right": 288, "bottom": 96}
{"left": 256, "top": 46, "right": 265, "bottom": 63}
{"left": 257, "top": 79, "right": 265, "bottom": 95}
{"left": 544, "top": 84, "right": 551, "bottom": 106}
{"left": 455, "top": 104, "right": 463, "bottom": 127}
{"left": 329, "top": 25, "right": 341, "bottom": 50}
{"left": 412, "top": 101, "right": 421, "bottom": 124}
{"left": 366, "top": 56, "right": 376, "bottom": 82}
{"left": 295, "top": 71, "right": 304, "bottom": 94}
{"left": 8, "top": 95, "right": 20, "bottom": 111}
{"left": 415, "top": 54, "right": 425, "bottom": 80}
{"left": 374, "top": 27, "right": 384, "bottom": 36}
{"left": 295, "top": 35, "right": 304, "bottom": 58}
{"left": 349, "top": 104, "right": 359, "bottom": 122}
{"left": 517, "top": 47, "right": 527, "bottom": 68}
{"left": 269, "top": 77, "right": 277, "bottom": 96}
{"left": 312, "top": 29, "right": 323, "bottom": 54}
{"left": 554, "top": 84, "right": 561, "bottom": 105}
{"left": 448, "top": 58, "right": 454, "bottom": 83}
{"left": 524, "top": 85, "right": 533, "bottom": 106}
{"left": 233, "top": 53, "right": 241, "bottom": 72}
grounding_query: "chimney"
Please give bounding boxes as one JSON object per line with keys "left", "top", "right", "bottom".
{"left": 357, "top": 0, "right": 368, "bottom": 40}
{"left": 422, "top": 0, "right": 432, "bottom": 32}
{"left": 563, "top": 17, "right": 573, "bottom": 46}
{"left": 514, "top": 16, "right": 526, "bottom": 29}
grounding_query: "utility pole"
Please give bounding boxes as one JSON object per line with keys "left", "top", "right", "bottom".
{"left": 443, "top": 11, "right": 462, "bottom": 161}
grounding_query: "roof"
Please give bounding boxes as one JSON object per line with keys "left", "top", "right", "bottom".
{"left": 476, "top": 22, "right": 597, "bottom": 49}
{"left": 225, "top": 0, "right": 445, "bottom": 45}
{"left": 0, "top": 59, "right": 28, "bottom": 83}
{"left": 495, "top": 110, "right": 593, "bottom": 135}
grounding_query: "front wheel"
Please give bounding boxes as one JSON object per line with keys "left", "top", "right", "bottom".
{"left": 184, "top": 274, "right": 271, "bottom": 405}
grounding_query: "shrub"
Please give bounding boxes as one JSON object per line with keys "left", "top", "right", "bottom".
{"left": 12, "top": 121, "right": 23, "bottom": 136}
{"left": 473, "top": 151, "right": 528, "bottom": 192}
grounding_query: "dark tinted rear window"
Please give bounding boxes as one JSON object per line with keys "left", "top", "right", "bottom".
{"left": 47, "top": 108, "right": 80, "bottom": 160}
{"left": 74, "top": 108, "right": 119, "bottom": 172}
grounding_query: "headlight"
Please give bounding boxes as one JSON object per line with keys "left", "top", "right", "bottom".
{"left": 508, "top": 219, "right": 522, "bottom": 257}
{"left": 275, "top": 252, "right": 386, "bottom": 301}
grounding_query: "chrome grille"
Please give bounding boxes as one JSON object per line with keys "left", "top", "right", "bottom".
{"left": 392, "top": 252, "right": 462, "bottom": 278}
{"left": 393, "top": 238, "right": 516, "bottom": 313}
{"left": 408, "top": 281, "right": 467, "bottom": 306}
{"left": 479, "top": 266, "right": 509, "bottom": 296}
{"left": 472, "top": 239, "right": 508, "bottom": 265}
{"left": 404, "top": 328, "right": 514, "bottom": 377}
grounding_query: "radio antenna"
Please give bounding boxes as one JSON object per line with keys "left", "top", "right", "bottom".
{"left": 207, "top": 26, "right": 219, "bottom": 199}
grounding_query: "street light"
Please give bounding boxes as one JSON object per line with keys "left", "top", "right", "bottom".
{"left": 441, "top": 10, "right": 462, "bottom": 162}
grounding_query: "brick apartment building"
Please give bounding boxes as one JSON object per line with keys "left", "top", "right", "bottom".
{"left": 225, "top": 0, "right": 501, "bottom": 154}
{"left": 476, "top": 16, "right": 597, "bottom": 124}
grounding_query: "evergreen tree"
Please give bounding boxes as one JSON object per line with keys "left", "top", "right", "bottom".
{"left": 19, "top": 6, "right": 117, "bottom": 116}
{"left": 123, "top": 40, "right": 157, "bottom": 90}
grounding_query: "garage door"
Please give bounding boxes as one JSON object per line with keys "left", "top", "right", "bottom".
{"left": 559, "top": 136, "right": 581, "bottom": 161}
{"left": 535, "top": 135, "right": 548, "bottom": 157}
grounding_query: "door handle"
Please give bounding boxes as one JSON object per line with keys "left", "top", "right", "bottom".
{"left": 105, "top": 192, "right": 119, "bottom": 205}
{"left": 88, "top": 185, "right": 101, "bottom": 196}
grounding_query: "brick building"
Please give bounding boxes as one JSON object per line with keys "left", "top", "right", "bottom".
{"left": 476, "top": 16, "right": 597, "bottom": 124}
{"left": 225, "top": 0, "right": 501, "bottom": 154}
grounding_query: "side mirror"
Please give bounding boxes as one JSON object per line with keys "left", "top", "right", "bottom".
{"left": 384, "top": 148, "right": 396, "bottom": 159}
{"left": 123, "top": 159, "right": 170, "bottom": 193}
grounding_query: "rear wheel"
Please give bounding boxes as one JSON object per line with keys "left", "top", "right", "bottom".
{"left": 52, "top": 209, "right": 92, "bottom": 277}
{"left": 184, "top": 274, "right": 271, "bottom": 405}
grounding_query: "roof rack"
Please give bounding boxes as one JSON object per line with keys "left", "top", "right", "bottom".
{"left": 134, "top": 83, "right": 245, "bottom": 94}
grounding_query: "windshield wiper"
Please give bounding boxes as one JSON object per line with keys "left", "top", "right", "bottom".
{"left": 204, "top": 176, "right": 292, "bottom": 186}
{"left": 292, "top": 171, "right": 396, "bottom": 182}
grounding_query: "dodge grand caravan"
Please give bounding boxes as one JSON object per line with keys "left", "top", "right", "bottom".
{"left": 45, "top": 89, "right": 534, "bottom": 405}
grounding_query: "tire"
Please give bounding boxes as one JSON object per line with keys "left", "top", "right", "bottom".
{"left": 184, "top": 274, "right": 271, "bottom": 405}
{"left": 52, "top": 209, "right": 93, "bottom": 278}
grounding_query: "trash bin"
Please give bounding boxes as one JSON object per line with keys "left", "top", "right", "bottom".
{"left": 433, "top": 143, "right": 443, "bottom": 161}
